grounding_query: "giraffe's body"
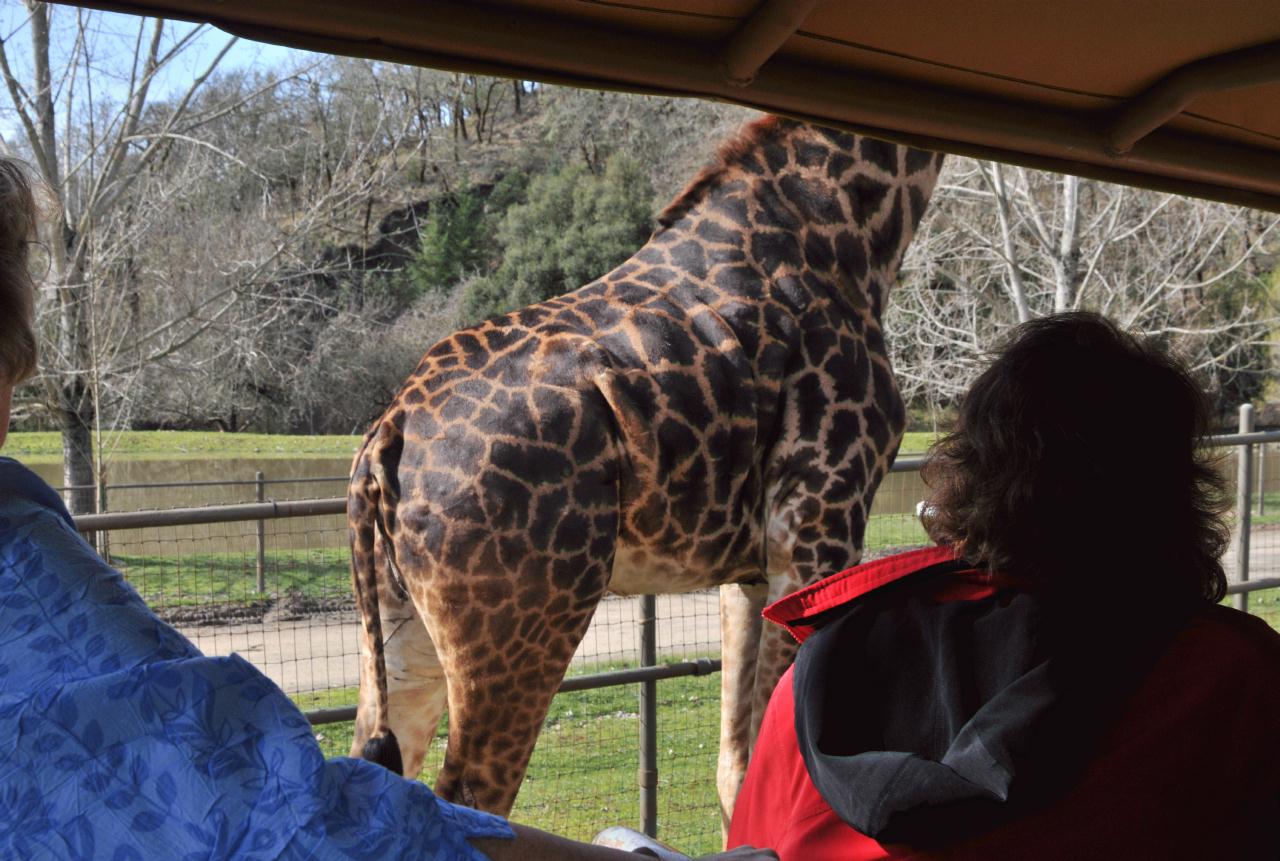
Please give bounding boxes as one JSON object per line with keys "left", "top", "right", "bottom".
{"left": 348, "top": 118, "right": 943, "bottom": 818}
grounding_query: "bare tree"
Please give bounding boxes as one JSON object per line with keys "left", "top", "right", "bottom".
{"left": 133, "top": 57, "right": 432, "bottom": 435}
{"left": 892, "top": 159, "right": 1279, "bottom": 418}
{"left": 536, "top": 86, "right": 756, "bottom": 196}
{"left": 0, "top": 7, "right": 434, "bottom": 505}
{"left": 0, "top": 3, "right": 260, "bottom": 510}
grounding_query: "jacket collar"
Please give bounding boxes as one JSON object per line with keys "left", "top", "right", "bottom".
{"left": 764, "top": 545, "right": 980, "bottom": 644}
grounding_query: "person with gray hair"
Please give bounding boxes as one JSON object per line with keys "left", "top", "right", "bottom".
{"left": 0, "top": 158, "right": 38, "bottom": 446}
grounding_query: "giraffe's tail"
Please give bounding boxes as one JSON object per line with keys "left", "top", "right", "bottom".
{"left": 348, "top": 423, "right": 404, "bottom": 775}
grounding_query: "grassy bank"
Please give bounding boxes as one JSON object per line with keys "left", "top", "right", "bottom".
{"left": 900, "top": 431, "right": 937, "bottom": 454}
{"left": 297, "top": 667, "right": 724, "bottom": 854}
{"left": 6, "top": 428, "right": 939, "bottom": 466}
{"left": 4, "top": 430, "right": 361, "bottom": 464}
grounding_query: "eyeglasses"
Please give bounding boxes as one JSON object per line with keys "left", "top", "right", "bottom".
{"left": 26, "top": 239, "right": 52, "bottom": 281}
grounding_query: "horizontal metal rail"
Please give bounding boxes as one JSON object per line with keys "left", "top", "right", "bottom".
{"left": 892, "top": 432, "right": 1277, "bottom": 474}
{"left": 303, "top": 658, "right": 723, "bottom": 727}
{"left": 1226, "top": 578, "right": 1280, "bottom": 595}
{"left": 73, "top": 497, "right": 346, "bottom": 532}
{"left": 1208, "top": 429, "right": 1280, "bottom": 447}
{"left": 891, "top": 454, "right": 925, "bottom": 473}
{"left": 64, "top": 428, "right": 1278, "bottom": 729}
{"left": 59, "top": 475, "right": 348, "bottom": 493}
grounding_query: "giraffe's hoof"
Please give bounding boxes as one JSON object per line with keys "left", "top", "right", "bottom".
{"left": 362, "top": 730, "right": 404, "bottom": 776}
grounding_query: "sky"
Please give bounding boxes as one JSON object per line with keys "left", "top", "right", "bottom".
{"left": 0, "top": 0, "right": 318, "bottom": 142}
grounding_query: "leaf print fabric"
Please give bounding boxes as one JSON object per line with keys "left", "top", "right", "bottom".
{"left": 0, "top": 458, "right": 512, "bottom": 860}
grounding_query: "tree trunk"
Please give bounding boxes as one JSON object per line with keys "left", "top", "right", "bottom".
{"left": 453, "top": 75, "right": 468, "bottom": 142}
{"left": 58, "top": 386, "right": 95, "bottom": 514}
{"left": 1054, "top": 175, "right": 1081, "bottom": 312}
{"left": 455, "top": 102, "right": 468, "bottom": 141}
{"left": 987, "top": 164, "right": 1032, "bottom": 323}
{"left": 54, "top": 238, "right": 97, "bottom": 514}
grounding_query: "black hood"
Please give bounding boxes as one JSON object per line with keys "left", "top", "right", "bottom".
{"left": 793, "top": 560, "right": 1183, "bottom": 846}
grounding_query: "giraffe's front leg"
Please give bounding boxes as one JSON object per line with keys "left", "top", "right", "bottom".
{"left": 716, "top": 581, "right": 767, "bottom": 832}
{"left": 716, "top": 562, "right": 812, "bottom": 834}
{"left": 748, "top": 573, "right": 805, "bottom": 733}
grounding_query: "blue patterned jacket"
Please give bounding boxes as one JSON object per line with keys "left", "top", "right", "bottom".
{"left": 0, "top": 457, "right": 511, "bottom": 860}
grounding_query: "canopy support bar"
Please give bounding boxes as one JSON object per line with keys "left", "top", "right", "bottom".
{"left": 721, "top": 0, "right": 823, "bottom": 87}
{"left": 53, "top": 0, "right": 1280, "bottom": 212}
{"left": 1105, "top": 40, "right": 1280, "bottom": 155}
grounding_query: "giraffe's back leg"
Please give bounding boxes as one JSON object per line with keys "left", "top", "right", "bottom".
{"left": 380, "top": 595, "right": 449, "bottom": 779}
{"left": 350, "top": 550, "right": 449, "bottom": 780}
{"left": 420, "top": 534, "right": 617, "bottom": 815}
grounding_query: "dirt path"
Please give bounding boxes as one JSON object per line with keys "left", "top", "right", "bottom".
{"left": 1224, "top": 524, "right": 1280, "bottom": 586}
{"left": 182, "top": 591, "right": 722, "bottom": 696}
{"left": 182, "top": 529, "right": 1280, "bottom": 698}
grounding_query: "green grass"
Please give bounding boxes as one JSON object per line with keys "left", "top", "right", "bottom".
{"left": 1246, "top": 491, "right": 1280, "bottom": 526}
{"left": 6, "top": 428, "right": 934, "bottom": 465}
{"left": 296, "top": 666, "right": 724, "bottom": 854}
{"left": 114, "top": 547, "right": 349, "bottom": 607}
{"left": 1232, "top": 584, "right": 1280, "bottom": 631}
{"left": 4, "top": 430, "right": 361, "bottom": 464}
{"left": 899, "top": 431, "right": 939, "bottom": 454}
{"left": 864, "top": 511, "right": 929, "bottom": 552}
{"left": 294, "top": 592, "right": 1280, "bottom": 855}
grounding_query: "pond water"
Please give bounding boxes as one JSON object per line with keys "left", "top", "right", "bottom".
{"left": 22, "top": 456, "right": 353, "bottom": 558}
{"left": 39, "top": 445, "right": 1260, "bottom": 564}
{"left": 20, "top": 439, "right": 1264, "bottom": 521}
{"left": 27, "top": 456, "right": 352, "bottom": 511}
{"left": 19, "top": 452, "right": 936, "bottom": 559}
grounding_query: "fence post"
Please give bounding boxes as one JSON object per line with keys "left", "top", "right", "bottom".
{"left": 94, "top": 466, "right": 110, "bottom": 559}
{"left": 256, "top": 470, "right": 267, "bottom": 594}
{"left": 638, "top": 594, "right": 658, "bottom": 837}
{"left": 1258, "top": 441, "right": 1267, "bottom": 517}
{"left": 1235, "top": 405, "right": 1253, "bottom": 612}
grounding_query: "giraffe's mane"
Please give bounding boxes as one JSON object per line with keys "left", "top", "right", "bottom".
{"left": 656, "top": 115, "right": 791, "bottom": 229}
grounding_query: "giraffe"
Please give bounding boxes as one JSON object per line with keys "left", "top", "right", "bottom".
{"left": 347, "top": 116, "right": 944, "bottom": 822}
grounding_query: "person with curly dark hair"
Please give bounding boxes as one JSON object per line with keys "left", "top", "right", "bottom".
{"left": 922, "top": 311, "right": 1230, "bottom": 607}
{"left": 729, "top": 312, "right": 1280, "bottom": 860}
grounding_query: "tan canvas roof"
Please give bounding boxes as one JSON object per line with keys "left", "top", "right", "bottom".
{"left": 60, "top": 0, "right": 1280, "bottom": 210}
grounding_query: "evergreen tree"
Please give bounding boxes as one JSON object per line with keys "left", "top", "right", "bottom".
{"left": 459, "top": 154, "right": 654, "bottom": 323}
{"left": 410, "top": 187, "right": 489, "bottom": 295}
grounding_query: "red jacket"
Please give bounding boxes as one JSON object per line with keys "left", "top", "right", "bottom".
{"left": 728, "top": 546, "right": 1280, "bottom": 860}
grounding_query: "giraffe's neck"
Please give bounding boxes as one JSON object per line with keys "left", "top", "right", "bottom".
{"left": 657, "top": 121, "right": 942, "bottom": 322}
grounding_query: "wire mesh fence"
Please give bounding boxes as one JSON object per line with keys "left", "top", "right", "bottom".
{"left": 865, "top": 456, "right": 929, "bottom": 558}
{"left": 100, "top": 509, "right": 355, "bottom": 705}
{"left": 66, "top": 429, "right": 1280, "bottom": 852}
{"left": 1241, "top": 437, "right": 1280, "bottom": 629}
{"left": 81, "top": 496, "right": 728, "bottom": 850}
{"left": 1224, "top": 412, "right": 1280, "bottom": 629}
